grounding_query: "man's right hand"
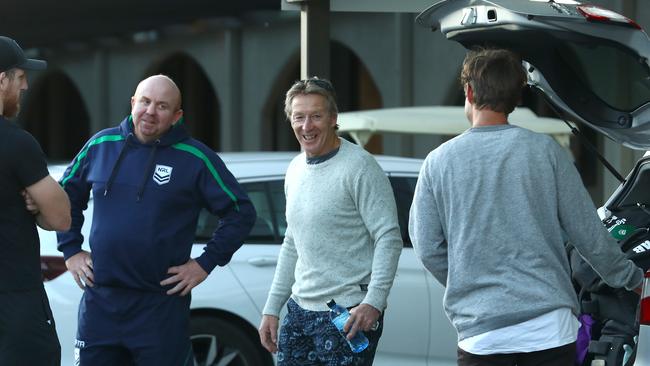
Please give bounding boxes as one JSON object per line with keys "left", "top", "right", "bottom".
{"left": 24, "top": 175, "right": 71, "bottom": 231}
{"left": 65, "top": 251, "right": 94, "bottom": 289}
{"left": 258, "top": 315, "right": 279, "bottom": 354}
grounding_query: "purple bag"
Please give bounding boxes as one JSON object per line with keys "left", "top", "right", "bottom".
{"left": 576, "top": 314, "right": 594, "bottom": 365}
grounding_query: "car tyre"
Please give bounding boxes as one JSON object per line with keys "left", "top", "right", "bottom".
{"left": 190, "top": 316, "right": 268, "bottom": 366}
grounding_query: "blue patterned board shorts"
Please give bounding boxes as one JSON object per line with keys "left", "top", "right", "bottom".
{"left": 277, "top": 298, "right": 384, "bottom": 366}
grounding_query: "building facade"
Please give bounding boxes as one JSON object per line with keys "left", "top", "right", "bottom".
{"left": 15, "top": 0, "right": 649, "bottom": 204}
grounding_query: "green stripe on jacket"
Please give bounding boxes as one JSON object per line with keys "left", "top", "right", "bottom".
{"left": 60, "top": 134, "right": 124, "bottom": 187}
{"left": 172, "top": 143, "right": 240, "bottom": 211}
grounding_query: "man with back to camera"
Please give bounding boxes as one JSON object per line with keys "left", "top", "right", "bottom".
{"left": 258, "top": 77, "right": 403, "bottom": 365}
{"left": 409, "top": 48, "right": 643, "bottom": 366}
{"left": 0, "top": 36, "right": 72, "bottom": 365}
{"left": 57, "top": 74, "right": 257, "bottom": 365}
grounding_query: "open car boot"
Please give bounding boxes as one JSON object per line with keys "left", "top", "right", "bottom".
{"left": 569, "top": 155, "right": 650, "bottom": 365}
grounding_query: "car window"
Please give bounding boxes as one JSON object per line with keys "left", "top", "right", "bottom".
{"left": 195, "top": 180, "right": 285, "bottom": 244}
{"left": 195, "top": 176, "right": 417, "bottom": 247}
{"left": 268, "top": 180, "right": 287, "bottom": 239}
{"left": 560, "top": 41, "right": 650, "bottom": 113}
{"left": 242, "top": 182, "right": 278, "bottom": 243}
{"left": 389, "top": 176, "right": 418, "bottom": 248}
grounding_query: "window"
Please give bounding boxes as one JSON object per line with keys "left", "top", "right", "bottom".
{"left": 389, "top": 176, "right": 418, "bottom": 248}
{"left": 195, "top": 180, "right": 285, "bottom": 244}
{"left": 268, "top": 181, "right": 287, "bottom": 239}
{"left": 195, "top": 176, "right": 418, "bottom": 248}
{"left": 242, "top": 182, "right": 277, "bottom": 243}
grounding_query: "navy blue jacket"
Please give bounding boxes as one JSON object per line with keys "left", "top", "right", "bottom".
{"left": 57, "top": 117, "right": 256, "bottom": 292}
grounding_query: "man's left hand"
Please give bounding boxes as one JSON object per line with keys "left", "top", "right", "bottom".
{"left": 160, "top": 259, "right": 208, "bottom": 296}
{"left": 343, "top": 303, "right": 381, "bottom": 340}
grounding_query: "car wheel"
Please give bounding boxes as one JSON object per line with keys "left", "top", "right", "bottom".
{"left": 190, "top": 316, "right": 268, "bottom": 366}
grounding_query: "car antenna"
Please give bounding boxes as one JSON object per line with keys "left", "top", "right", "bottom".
{"left": 541, "top": 96, "right": 626, "bottom": 184}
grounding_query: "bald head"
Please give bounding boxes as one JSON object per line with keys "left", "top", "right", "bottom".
{"left": 134, "top": 74, "right": 182, "bottom": 111}
{"left": 130, "top": 74, "right": 184, "bottom": 143}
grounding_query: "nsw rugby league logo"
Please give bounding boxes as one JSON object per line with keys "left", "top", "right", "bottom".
{"left": 153, "top": 164, "right": 173, "bottom": 185}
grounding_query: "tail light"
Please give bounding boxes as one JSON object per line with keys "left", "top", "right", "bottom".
{"left": 577, "top": 5, "right": 642, "bottom": 30}
{"left": 41, "top": 256, "right": 67, "bottom": 281}
{"left": 641, "top": 271, "right": 650, "bottom": 325}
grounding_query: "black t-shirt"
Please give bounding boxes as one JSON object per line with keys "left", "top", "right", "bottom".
{"left": 0, "top": 117, "right": 49, "bottom": 292}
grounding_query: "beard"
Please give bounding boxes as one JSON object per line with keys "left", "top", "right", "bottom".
{"left": 2, "top": 93, "right": 20, "bottom": 118}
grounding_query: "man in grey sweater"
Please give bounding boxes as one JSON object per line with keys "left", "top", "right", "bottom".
{"left": 409, "top": 48, "right": 643, "bottom": 365}
{"left": 258, "top": 77, "right": 403, "bottom": 365}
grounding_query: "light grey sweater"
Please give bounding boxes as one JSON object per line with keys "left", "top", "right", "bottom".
{"left": 409, "top": 124, "right": 643, "bottom": 341}
{"left": 263, "top": 139, "right": 403, "bottom": 316}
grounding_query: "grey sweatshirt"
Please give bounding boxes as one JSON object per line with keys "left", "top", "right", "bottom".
{"left": 263, "top": 138, "right": 403, "bottom": 316}
{"left": 409, "top": 124, "right": 643, "bottom": 341}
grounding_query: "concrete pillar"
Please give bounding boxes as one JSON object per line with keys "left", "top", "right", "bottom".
{"left": 221, "top": 29, "right": 242, "bottom": 151}
{"left": 382, "top": 14, "right": 418, "bottom": 157}
{"left": 92, "top": 49, "right": 109, "bottom": 133}
{"left": 288, "top": 0, "right": 330, "bottom": 79}
{"left": 395, "top": 13, "right": 415, "bottom": 157}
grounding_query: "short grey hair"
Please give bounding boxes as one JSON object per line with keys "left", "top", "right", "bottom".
{"left": 284, "top": 77, "right": 338, "bottom": 119}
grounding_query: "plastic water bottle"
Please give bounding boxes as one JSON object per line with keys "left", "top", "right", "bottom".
{"left": 326, "top": 299, "right": 369, "bottom": 353}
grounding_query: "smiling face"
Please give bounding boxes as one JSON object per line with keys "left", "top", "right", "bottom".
{"left": 290, "top": 93, "right": 339, "bottom": 158}
{"left": 130, "top": 75, "right": 183, "bottom": 144}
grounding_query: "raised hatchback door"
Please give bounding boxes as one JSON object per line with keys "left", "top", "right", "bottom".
{"left": 417, "top": 0, "right": 650, "bottom": 149}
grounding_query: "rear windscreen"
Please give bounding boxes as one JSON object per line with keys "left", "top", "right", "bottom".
{"left": 560, "top": 41, "right": 650, "bottom": 112}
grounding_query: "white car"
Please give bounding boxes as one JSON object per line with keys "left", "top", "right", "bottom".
{"left": 40, "top": 152, "right": 458, "bottom": 366}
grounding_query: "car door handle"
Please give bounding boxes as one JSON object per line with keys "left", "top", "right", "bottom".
{"left": 248, "top": 257, "right": 278, "bottom": 267}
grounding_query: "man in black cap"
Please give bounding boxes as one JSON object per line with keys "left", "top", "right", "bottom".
{"left": 0, "top": 36, "right": 71, "bottom": 366}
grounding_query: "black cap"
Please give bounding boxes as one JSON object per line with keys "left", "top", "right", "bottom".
{"left": 0, "top": 36, "right": 46, "bottom": 73}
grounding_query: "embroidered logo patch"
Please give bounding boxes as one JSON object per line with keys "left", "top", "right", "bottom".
{"left": 153, "top": 165, "right": 173, "bottom": 185}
